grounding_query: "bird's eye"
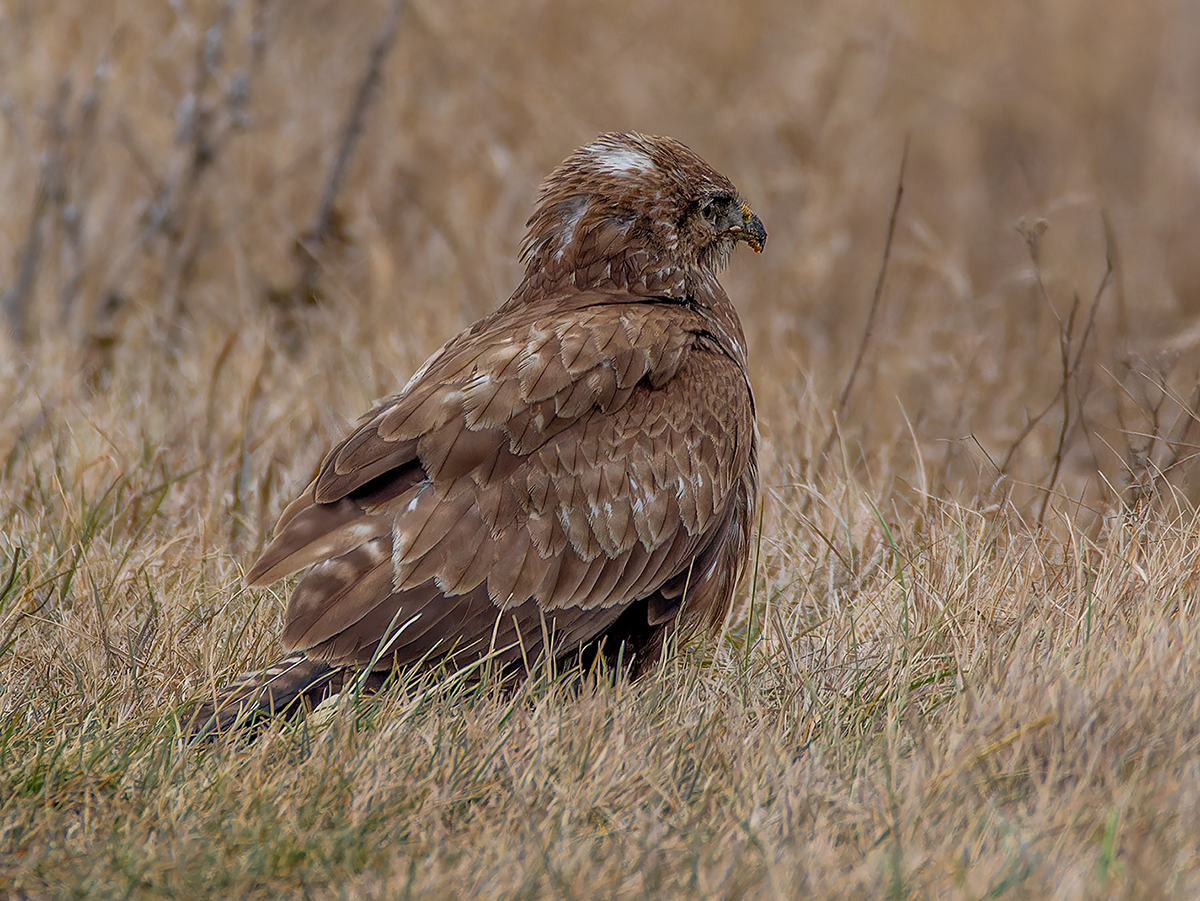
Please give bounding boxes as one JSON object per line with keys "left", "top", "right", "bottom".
{"left": 701, "top": 195, "right": 732, "bottom": 223}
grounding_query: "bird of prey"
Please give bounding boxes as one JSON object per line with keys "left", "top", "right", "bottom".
{"left": 192, "top": 132, "right": 765, "bottom": 729}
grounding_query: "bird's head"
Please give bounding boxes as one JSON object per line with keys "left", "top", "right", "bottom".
{"left": 520, "top": 132, "right": 766, "bottom": 297}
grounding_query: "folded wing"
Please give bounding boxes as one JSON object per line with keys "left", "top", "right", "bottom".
{"left": 245, "top": 292, "right": 755, "bottom": 671}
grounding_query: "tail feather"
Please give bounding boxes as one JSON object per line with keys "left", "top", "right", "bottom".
{"left": 185, "top": 595, "right": 675, "bottom": 735}
{"left": 186, "top": 653, "right": 377, "bottom": 734}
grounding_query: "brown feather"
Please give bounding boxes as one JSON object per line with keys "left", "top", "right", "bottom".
{"left": 282, "top": 539, "right": 395, "bottom": 649}
{"left": 197, "top": 133, "right": 765, "bottom": 732}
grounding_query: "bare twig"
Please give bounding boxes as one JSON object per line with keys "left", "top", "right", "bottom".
{"left": 997, "top": 217, "right": 1113, "bottom": 492}
{"left": 159, "top": 2, "right": 238, "bottom": 346}
{"left": 1034, "top": 221, "right": 1114, "bottom": 525}
{"left": 814, "top": 137, "right": 909, "bottom": 473}
{"left": 1037, "top": 290, "right": 1079, "bottom": 528}
{"left": 291, "top": 0, "right": 405, "bottom": 306}
{"left": 58, "top": 59, "right": 108, "bottom": 323}
{"left": 1115, "top": 368, "right": 1200, "bottom": 508}
{"left": 1, "top": 79, "right": 71, "bottom": 343}
{"left": 83, "top": 1, "right": 263, "bottom": 360}
{"left": 1148, "top": 380, "right": 1200, "bottom": 492}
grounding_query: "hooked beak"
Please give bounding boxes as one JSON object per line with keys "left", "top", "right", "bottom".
{"left": 725, "top": 202, "right": 767, "bottom": 253}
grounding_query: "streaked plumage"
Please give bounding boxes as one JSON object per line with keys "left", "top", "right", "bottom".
{"left": 191, "top": 133, "right": 765, "bottom": 729}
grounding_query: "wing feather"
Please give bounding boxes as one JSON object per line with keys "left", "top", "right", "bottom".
{"left": 245, "top": 291, "right": 756, "bottom": 678}
{"left": 282, "top": 539, "right": 395, "bottom": 649}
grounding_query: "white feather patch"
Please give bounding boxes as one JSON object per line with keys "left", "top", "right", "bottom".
{"left": 591, "top": 145, "right": 655, "bottom": 176}
{"left": 554, "top": 196, "right": 589, "bottom": 260}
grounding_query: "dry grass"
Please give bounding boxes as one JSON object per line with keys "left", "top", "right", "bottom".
{"left": 4, "top": 0, "right": 1200, "bottom": 897}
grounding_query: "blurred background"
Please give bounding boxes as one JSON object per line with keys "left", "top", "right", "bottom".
{"left": 4, "top": 0, "right": 1200, "bottom": 545}
{"left": 7, "top": 4, "right": 1200, "bottom": 888}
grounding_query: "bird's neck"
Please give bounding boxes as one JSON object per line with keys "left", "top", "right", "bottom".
{"left": 501, "top": 258, "right": 749, "bottom": 373}
{"left": 513, "top": 236, "right": 707, "bottom": 300}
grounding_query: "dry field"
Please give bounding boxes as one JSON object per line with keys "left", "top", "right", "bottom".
{"left": 4, "top": 0, "right": 1200, "bottom": 897}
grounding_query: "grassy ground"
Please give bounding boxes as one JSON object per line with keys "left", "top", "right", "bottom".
{"left": 4, "top": 0, "right": 1200, "bottom": 897}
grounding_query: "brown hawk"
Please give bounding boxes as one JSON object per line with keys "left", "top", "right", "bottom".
{"left": 192, "top": 133, "right": 765, "bottom": 729}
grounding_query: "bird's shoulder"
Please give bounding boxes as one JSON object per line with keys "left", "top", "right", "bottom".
{"left": 312, "top": 290, "right": 744, "bottom": 504}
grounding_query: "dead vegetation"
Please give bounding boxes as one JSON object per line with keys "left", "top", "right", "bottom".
{"left": 4, "top": 0, "right": 1200, "bottom": 897}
